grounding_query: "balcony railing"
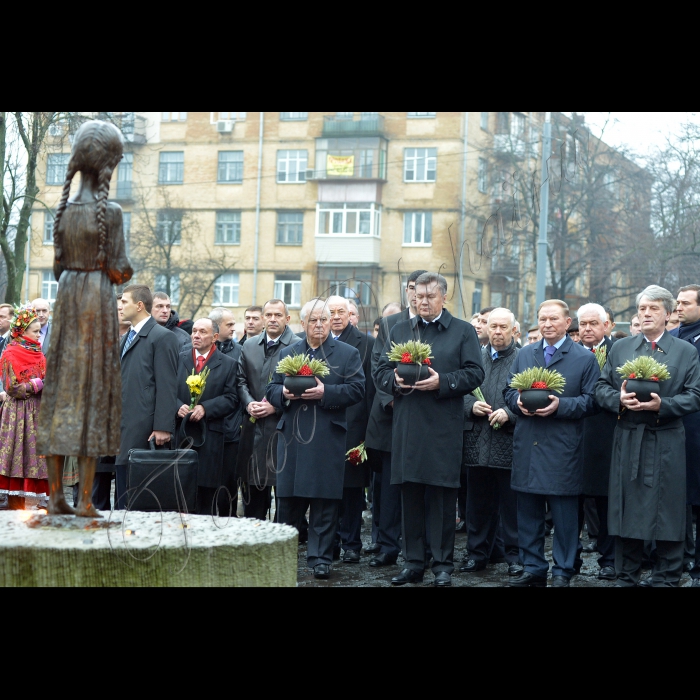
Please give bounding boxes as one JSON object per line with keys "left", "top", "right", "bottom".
{"left": 322, "top": 115, "right": 385, "bottom": 137}
{"left": 493, "top": 133, "right": 526, "bottom": 159}
{"left": 116, "top": 113, "right": 147, "bottom": 144}
{"left": 490, "top": 256, "right": 520, "bottom": 278}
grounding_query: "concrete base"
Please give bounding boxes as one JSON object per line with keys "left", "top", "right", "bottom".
{"left": 0, "top": 510, "right": 298, "bottom": 587}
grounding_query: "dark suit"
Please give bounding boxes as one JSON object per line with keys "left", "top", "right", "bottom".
{"left": 364, "top": 309, "right": 410, "bottom": 557}
{"left": 176, "top": 346, "right": 238, "bottom": 515}
{"left": 333, "top": 323, "right": 375, "bottom": 553}
{"left": 39, "top": 322, "right": 52, "bottom": 357}
{"left": 110, "top": 316, "right": 180, "bottom": 508}
{"left": 374, "top": 310, "right": 485, "bottom": 574}
{"left": 236, "top": 326, "right": 297, "bottom": 519}
{"left": 267, "top": 336, "right": 364, "bottom": 567}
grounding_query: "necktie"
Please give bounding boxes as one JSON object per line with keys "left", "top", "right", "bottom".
{"left": 196, "top": 355, "right": 206, "bottom": 373}
{"left": 121, "top": 329, "right": 136, "bottom": 359}
{"left": 652, "top": 341, "right": 657, "bottom": 351}
{"left": 267, "top": 340, "right": 276, "bottom": 349}
{"left": 544, "top": 345, "right": 556, "bottom": 366}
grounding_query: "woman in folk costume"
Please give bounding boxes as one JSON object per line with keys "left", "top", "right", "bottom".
{"left": 0, "top": 306, "right": 49, "bottom": 509}
{"left": 37, "top": 120, "right": 133, "bottom": 517}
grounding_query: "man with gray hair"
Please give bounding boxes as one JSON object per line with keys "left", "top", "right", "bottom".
{"left": 577, "top": 302, "right": 616, "bottom": 580}
{"left": 596, "top": 285, "right": 700, "bottom": 586}
{"left": 30, "top": 298, "right": 52, "bottom": 354}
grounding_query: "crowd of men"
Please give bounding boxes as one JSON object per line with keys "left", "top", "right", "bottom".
{"left": 2, "top": 274, "right": 700, "bottom": 588}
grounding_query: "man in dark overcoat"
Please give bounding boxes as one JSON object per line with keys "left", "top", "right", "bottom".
{"left": 505, "top": 299, "right": 599, "bottom": 587}
{"left": 462, "top": 307, "right": 522, "bottom": 577}
{"left": 597, "top": 285, "right": 700, "bottom": 586}
{"left": 115, "top": 284, "right": 180, "bottom": 509}
{"left": 267, "top": 299, "right": 364, "bottom": 580}
{"left": 375, "top": 273, "right": 484, "bottom": 587}
{"left": 577, "top": 302, "right": 617, "bottom": 580}
{"left": 671, "top": 284, "right": 700, "bottom": 587}
{"left": 176, "top": 318, "right": 238, "bottom": 515}
{"left": 236, "top": 299, "right": 297, "bottom": 519}
{"left": 364, "top": 270, "right": 426, "bottom": 566}
{"left": 326, "top": 295, "right": 376, "bottom": 562}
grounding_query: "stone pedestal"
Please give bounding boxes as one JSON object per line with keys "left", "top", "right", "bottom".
{"left": 0, "top": 511, "right": 298, "bottom": 587}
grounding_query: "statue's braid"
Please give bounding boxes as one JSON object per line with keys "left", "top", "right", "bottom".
{"left": 95, "top": 167, "right": 112, "bottom": 269}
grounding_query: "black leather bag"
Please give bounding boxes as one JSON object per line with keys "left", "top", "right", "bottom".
{"left": 126, "top": 419, "right": 205, "bottom": 513}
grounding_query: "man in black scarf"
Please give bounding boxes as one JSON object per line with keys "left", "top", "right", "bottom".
{"left": 671, "top": 284, "right": 700, "bottom": 587}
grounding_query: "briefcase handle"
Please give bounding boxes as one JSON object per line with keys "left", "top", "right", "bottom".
{"left": 148, "top": 438, "right": 173, "bottom": 451}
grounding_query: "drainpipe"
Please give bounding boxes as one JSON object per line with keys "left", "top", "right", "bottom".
{"left": 252, "top": 111, "right": 264, "bottom": 304}
{"left": 458, "top": 111, "right": 469, "bottom": 319}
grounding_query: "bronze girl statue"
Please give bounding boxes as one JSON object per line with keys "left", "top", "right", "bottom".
{"left": 37, "top": 120, "right": 133, "bottom": 516}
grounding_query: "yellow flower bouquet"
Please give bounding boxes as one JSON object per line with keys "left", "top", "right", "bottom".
{"left": 186, "top": 366, "right": 210, "bottom": 409}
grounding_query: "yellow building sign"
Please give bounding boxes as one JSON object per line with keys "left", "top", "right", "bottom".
{"left": 327, "top": 154, "right": 354, "bottom": 176}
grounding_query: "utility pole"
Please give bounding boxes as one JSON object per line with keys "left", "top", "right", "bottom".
{"left": 535, "top": 112, "right": 551, "bottom": 307}
{"left": 458, "top": 111, "right": 469, "bottom": 319}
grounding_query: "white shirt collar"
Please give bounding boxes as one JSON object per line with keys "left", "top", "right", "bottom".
{"left": 195, "top": 347, "right": 213, "bottom": 360}
{"left": 131, "top": 317, "right": 150, "bottom": 334}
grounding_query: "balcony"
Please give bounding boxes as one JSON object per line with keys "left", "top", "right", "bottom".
{"left": 116, "top": 113, "right": 147, "bottom": 144}
{"left": 311, "top": 136, "right": 388, "bottom": 182}
{"left": 322, "top": 115, "right": 385, "bottom": 137}
{"left": 490, "top": 255, "right": 520, "bottom": 278}
{"left": 493, "top": 133, "right": 526, "bottom": 159}
{"left": 115, "top": 181, "right": 133, "bottom": 202}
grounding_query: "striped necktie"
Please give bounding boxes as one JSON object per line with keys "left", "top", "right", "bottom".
{"left": 121, "top": 329, "right": 136, "bottom": 360}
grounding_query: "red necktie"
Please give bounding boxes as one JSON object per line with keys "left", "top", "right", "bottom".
{"left": 652, "top": 341, "right": 657, "bottom": 351}
{"left": 196, "top": 355, "right": 206, "bottom": 373}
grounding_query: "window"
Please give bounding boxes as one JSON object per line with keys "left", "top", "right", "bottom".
{"left": 162, "top": 112, "right": 187, "bottom": 121}
{"left": 512, "top": 112, "right": 526, "bottom": 139}
{"left": 317, "top": 202, "right": 380, "bottom": 237}
{"left": 407, "top": 112, "right": 436, "bottom": 118}
{"left": 117, "top": 153, "right": 133, "bottom": 199}
{"left": 216, "top": 211, "right": 241, "bottom": 244}
{"left": 218, "top": 112, "right": 246, "bottom": 120}
{"left": 404, "top": 148, "right": 437, "bottom": 182}
{"left": 42, "top": 271, "right": 58, "bottom": 304}
{"left": 478, "top": 158, "right": 488, "bottom": 193}
{"left": 154, "top": 274, "right": 180, "bottom": 305}
{"left": 403, "top": 212, "right": 432, "bottom": 245}
{"left": 277, "top": 150, "right": 307, "bottom": 183}
{"left": 336, "top": 112, "right": 354, "bottom": 119}
{"left": 318, "top": 266, "right": 376, "bottom": 308}
{"left": 213, "top": 273, "right": 240, "bottom": 305}
{"left": 46, "top": 154, "right": 70, "bottom": 185}
{"left": 121, "top": 112, "right": 135, "bottom": 136}
{"left": 281, "top": 112, "right": 308, "bottom": 120}
{"left": 359, "top": 149, "right": 374, "bottom": 178}
{"left": 480, "top": 112, "right": 489, "bottom": 130}
{"left": 277, "top": 212, "right": 304, "bottom": 245}
{"left": 218, "top": 151, "right": 244, "bottom": 183}
{"left": 156, "top": 210, "right": 182, "bottom": 245}
{"left": 274, "top": 274, "right": 302, "bottom": 308}
{"left": 472, "top": 282, "right": 483, "bottom": 316}
{"left": 43, "top": 211, "right": 55, "bottom": 243}
{"left": 158, "top": 152, "right": 184, "bottom": 184}
{"left": 361, "top": 112, "right": 379, "bottom": 120}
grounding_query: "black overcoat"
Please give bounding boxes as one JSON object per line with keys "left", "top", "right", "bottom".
{"left": 176, "top": 347, "right": 238, "bottom": 489}
{"left": 595, "top": 331, "right": 700, "bottom": 540}
{"left": 364, "top": 309, "right": 410, "bottom": 456}
{"left": 463, "top": 340, "right": 519, "bottom": 470}
{"left": 336, "top": 323, "right": 375, "bottom": 488}
{"left": 505, "top": 336, "right": 599, "bottom": 496}
{"left": 216, "top": 339, "right": 243, "bottom": 443}
{"left": 581, "top": 337, "right": 617, "bottom": 496}
{"left": 236, "top": 326, "right": 297, "bottom": 487}
{"left": 266, "top": 336, "right": 365, "bottom": 500}
{"left": 374, "top": 309, "right": 484, "bottom": 489}
{"left": 117, "top": 316, "right": 180, "bottom": 465}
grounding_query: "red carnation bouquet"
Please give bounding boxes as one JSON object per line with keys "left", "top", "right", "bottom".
{"left": 346, "top": 442, "right": 367, "bottom": 466}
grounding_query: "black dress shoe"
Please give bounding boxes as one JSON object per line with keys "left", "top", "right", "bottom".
{"left": 433, "top": 572, "right": 452, "bottom": 587}
{"left": 365, "top": 542, "right": 381, "bottom": 554}
{"left": 638, "top": 577, "right": 652, "bottom": 587}
{"left": 313, "top": 564, "right": 330, "bottom": 579}
{"left": 597, "top": 566, "right": 617, "bottom": 581}
{"left": 455, "top": 520, "right": 467, "bottom": 533}
{"left": 508, "top": 562, "right": 525, "bottom": 577}
{"left": 508, "top": 571, "right": 547, "bottom": 588}
{"left": 550, "top": 576, "right": 570, "bottom": 587}
{"left": 369, "top": 553, "right": 398, "bottom": 567}
{"left": 342, "top": 550, "right": 361, "bottom": 563}
{"left": 459, "top": 558, "right": 487, "bottom": 573}
{"left": 391, "top": 568, "right": 424, "bottom": 585}
{"left": 582, "top": 541, "right": 598, "bottom": 553}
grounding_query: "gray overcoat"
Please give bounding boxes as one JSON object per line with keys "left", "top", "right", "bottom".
{"left": 374, "top": 310, "right": 485, "bottom": 489}
{"left": 595, "top": 331, "right": 700, "bottom": 541}
{"left": 236, "top": 326, "right": 297, "bottom": 487}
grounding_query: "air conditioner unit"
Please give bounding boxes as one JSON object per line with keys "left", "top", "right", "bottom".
{"left": 217, "top": 120, "right": 234, "bottom": 133}
{"left": 305, "top": 169, "right": 315, "bottom": 180}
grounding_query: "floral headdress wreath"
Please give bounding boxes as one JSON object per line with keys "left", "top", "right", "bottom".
{"left": 10, "top": 305, "right": 38, "bottom": 338}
